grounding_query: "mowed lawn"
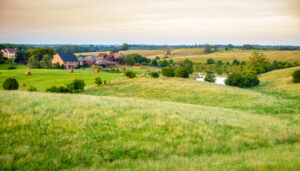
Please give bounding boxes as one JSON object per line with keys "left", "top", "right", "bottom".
{"left": 0, "top": 68, "right": 122, "bottom": 91}
{"left": 76, "top": 49, "right": 300, "bottom": 63}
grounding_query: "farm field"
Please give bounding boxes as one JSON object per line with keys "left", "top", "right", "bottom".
{"left": 76, "top": 49, "right": 300, "bottom": 63}
{"left": 0, "top": 65, "right": 161, "bottom": 91}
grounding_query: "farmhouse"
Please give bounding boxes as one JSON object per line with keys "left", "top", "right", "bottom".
{"left": 52, "top": 53, "right": 79, "bottom": 69}
{"left": 1, "top": 48, "right": 17, "bottom": 59}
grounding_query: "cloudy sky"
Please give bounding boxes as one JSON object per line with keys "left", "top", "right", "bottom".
{"left": 0, "top": 0, "right": 299, "bottom": 45}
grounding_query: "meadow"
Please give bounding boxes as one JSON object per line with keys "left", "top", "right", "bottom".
{"left": 76, "top": 48, "right": 300, "bottom": 63}
{"left": 0, "top": 62, "right": 300, "bottom": 170}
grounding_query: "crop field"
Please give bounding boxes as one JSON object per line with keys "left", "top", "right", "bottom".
{"left": 0, "top": 64, "right": 300, "bottom": 170}
{"left": 76, "top": 49, "right": 300, "bottom": 63}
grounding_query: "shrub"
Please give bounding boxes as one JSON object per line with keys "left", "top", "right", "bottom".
{"left": 204, "top": 72, "right": 216, "bottom": 83}
{"left": 150, "top": 72, "right": 160, "bottom": 78}
{"left": 3, "top": 78, "right": 19, "bottom": 90}
{"left": 91, "top": 65, "right": 103, "bottom": 73}
{"left": 125, "top": 70, "right": 136, "bottom": 78}
{"left": 207, "top": 58, "right": 215, "bottom": 64}
{"left": 57, "top": 86, "right": 69, "bottom": 93}
{"left": 46, "top": 86, "right": 58, "bottom": 92}
{"left": 28, "top": 86, "right": 37, "bottom": 92}
{"left": 162, "top": 67, "right": 175, "bottom": 77}
{"left": 7, "top": 66, "right": 16, "bottom": 70}
{"left": 46, "top": 86, "right": 69, "bottom": 93}
{"left": 67, "top": 79, "right": 85, "bottom": 93}
{"left": 225, "top": 70, "right": 259, "bottom": 88}
{"left": 95, "top": 77, "right": 103, "bottom": 85}
{"left": 175, "top": 67, "right": 189, "bottom": 78}
{"left": 292, "top": 69, "right": 300, "bottom": 83}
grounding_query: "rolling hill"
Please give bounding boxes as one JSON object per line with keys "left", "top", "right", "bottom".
{"left": 0, "top": 90, "right": 299, "bottom": 170}
{"left": 0, "top": 65, "right": 299, "bottom": 170}
{"left": 76, "top": 49, "right": 300, "bottom": 63}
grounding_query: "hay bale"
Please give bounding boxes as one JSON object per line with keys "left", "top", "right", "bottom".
{"left": 68, "top": 69, "right": 73, "bottom": 73}
{"left": 141, "top": 73, "right": 146, "bottom": 77}
{"left": 19, "top": 82, "right": 26, "bottom": 87}
{"left": 24, "top": 71, "right": 31, "bottom": 76}
{"left": 121, "top": 73, "right": 125, "bottom": 76}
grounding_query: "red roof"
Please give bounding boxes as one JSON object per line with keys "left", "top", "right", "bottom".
{"left": 98, "top": 53, "right": 107, "bottom": 58}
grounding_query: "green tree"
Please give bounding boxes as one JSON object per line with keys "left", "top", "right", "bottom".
{"left": 150, "top": 72, "right": 160, "bottom": 78}
{"left": 183, "top": 59, "right": 194, "bottom": 74}
{"left": 40, "top": 54, "right": 52, "bottom": 69}
{"left": 15, "top": 50, "right": 26, "bottom": 63}
{"left": 0, "top": 51, "right": 4, "bottom": 64}
{"left": 26, "top": 47, "right": 55, "bottom": 61}
{"left": 247, "top": 52, "right": 270, "bottom": 74}
{"left": 175, "top": 67, "right": 189, "bottom": 78}
{"left": 95, "top": 77, "right": 103, "bottom": 85}
{"left": 159, "top": 60, "right": 169, "bottom": 67}
{"left": 292, "top": 69, "right": 300, "bottom": 83}
{"left": 225, "top": 70, "right": 259, "bottom": 88}
{"left": 125, "top": 70, "right": 136, "bottom": 78}
{"left": 151, "top": 59, "right": 158, "bottom": 66}
{"left": 67, "top": 79, "right": 85, "bottom": 93}
{"left": 28, "top": 55, "right": 40, "bottom": 68}
{"left": 206, "top": 58, "right": 215, "bottom": 64}
{"left": 162, "top": 67, "right": 175, "bottom": 77}
{"left": 124, "top": 55, "right": 136, "bottom": 65}
{"left": 120, "top": 43, "right": 129, "bottom": 51}
{"left": 204, "top": 44, "right": 212, "bottom": 54}
{"left": 3, "top": 78, "right": 19, "bottom": 90}
{"left": 232, "top": 59, "right": 240, "bottom": 65}
{"left": 204, "top": 72, "right": 216, "bottom": 82}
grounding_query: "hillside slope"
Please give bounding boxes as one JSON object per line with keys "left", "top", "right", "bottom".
{"left": 0, "top": 91, "right": 300, "bottom": 170}
{"left": 85, "top": 78, "right": 299, "bottom": 115}
{"left": 253, "top": 66, "right": 300, "bottom": 100}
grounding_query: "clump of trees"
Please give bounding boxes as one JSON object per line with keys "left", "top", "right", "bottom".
{"left": 27, "top": 47, "right": 56, "bottom": 68}
{"left": 121, "top": 54, "right": 150, "bottom": 66}
{"left": 3, "top": 78, "right": 19, "bottom": 90}
{"left": 46, "top": 79, "right": 85, "bottom": 93}
{"left": 225, "top": 70, "right": 259, "bottom": 88}
{"left": 292, "top": 69, "right": 300, "bottom": 83}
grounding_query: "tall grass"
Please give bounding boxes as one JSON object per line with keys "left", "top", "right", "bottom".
{"left": 0, "top": 91, "right": 299, "bottom": 170}
{"left": 85, "top": 78, "right": 300, "bottom": 115}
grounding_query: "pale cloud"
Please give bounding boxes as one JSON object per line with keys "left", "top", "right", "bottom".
{"left": 0, "top": 0, "right": 299, "bottom": 45}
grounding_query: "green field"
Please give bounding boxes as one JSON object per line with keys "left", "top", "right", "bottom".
{"left": 0, "top": 66, "right": 160, "bottom": 91}
{"left": 76, "top": 49, "right": 300, "bottom": 63}
{"left": 0, "top": 63, "right": 300, "bottom": 170}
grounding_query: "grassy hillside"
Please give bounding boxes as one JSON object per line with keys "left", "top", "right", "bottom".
{"left": 1, "top": 91, "right": 300, "bottom": 170}
{"left": 0, "top": 68, "right": 121, "bottom": 91}
{"left": 76, "top": 49, "right": 300, "bottom": 63}
{"left": 85, "top": 78, "right": 299, "bottom": 115}
{"left": 253, "top": 66, "right": 300, "bottom": 100}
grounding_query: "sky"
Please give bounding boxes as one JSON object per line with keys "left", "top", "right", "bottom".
{"left": 0, "top": 0, "right": 300, "bottom": 45}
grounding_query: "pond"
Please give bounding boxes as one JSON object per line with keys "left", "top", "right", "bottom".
{"left": 196, "top": 73, "right": 226, "bottom": 85}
